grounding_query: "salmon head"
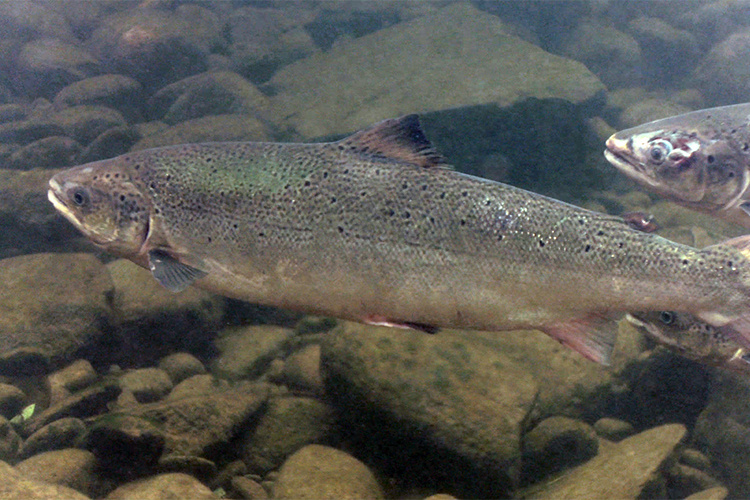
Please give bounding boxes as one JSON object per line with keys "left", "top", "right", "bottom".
{"left": 48, "top": 157, "right": 152, "bottom": 258}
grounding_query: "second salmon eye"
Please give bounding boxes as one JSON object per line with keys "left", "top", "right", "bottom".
{"left": 659, "top": 311, "right": 676, "bottom": 325}
{"left": 648, "top": 140, "right": 673, "bottom": 163}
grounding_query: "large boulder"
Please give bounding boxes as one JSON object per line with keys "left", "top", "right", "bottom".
{"left": 265, "top": 2, "right": 604, "bottom": 139}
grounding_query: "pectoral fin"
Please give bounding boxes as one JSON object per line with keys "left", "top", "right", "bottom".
{"left": 148, "top": 250, "right": 207, "bottom": 292}
{"left": 542, "top": 313, "right": 620, "bottom": 365}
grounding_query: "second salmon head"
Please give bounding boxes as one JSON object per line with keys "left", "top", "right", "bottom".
{"left": 604, "top": 104, "right": 750, "bottom": 225}
{"left": 47, "top": 157, "right": 151, "bottom": 257}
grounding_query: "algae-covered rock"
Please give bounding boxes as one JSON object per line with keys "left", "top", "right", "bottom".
{"left": 321, "top": 322, "right": 538, "bottom": 497}
{"left": 0, "top": 459, "right": 91, "bottom": 499}
{"left": 212, "top": 325, "right": 295, "bottom": 380}
{"left": 273, "top": 444, "right": 384, "bottom": 499}
{"left": 105, "top": 472, "right": 215, "bottom": 500}
{"left": 14, "top": 448, "right": 100, "bottom": 497}
{"left": 266, "top": 2, "right": 604, "bottom": 139}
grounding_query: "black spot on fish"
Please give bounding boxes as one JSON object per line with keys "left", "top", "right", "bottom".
{"left": 404, "top": 211, "right": 411, "bottom": 219}
{"left": 460, "top": 219, "right": 465, "bottom": 226}
{"left": 682, "top": 259, "right": 689, "bottom": 266}
{"left": 461, "top": 191, "right": 468, "bottom": 197}
{"left": 584, "top": 244, "right": 592, "bottom": 252}
{"left": 539, "top": 240, "right": 545, "bottom": 247}
{"left": 330, "top": 197, "right": 337, "bottom": 203}
{"left": 440, "top": 192, "right": 446, "bottom": 199}
{"left": 596, "top": 230, "right": 604, "bottom": 236}
{"left": 304, "top": 181, "right": 311, "bottom": 187}
{"left": 323, "top": 172, "right": 328, "bottom": 178}
{"left": 578, "top": 218, "right": 585, "bottom": 225}
{"left": 337, "top": 226, "right": 344, "bottom": 233}
{"left": 707, "top": 155, "right": 715, "bottom": 163}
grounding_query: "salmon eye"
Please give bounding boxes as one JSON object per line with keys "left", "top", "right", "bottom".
{"left": 71, "top": 188, "right": 90, "bottom": 207}
{"left": 648, "top": 140, "right": 672, "bottom": 163}
{"left": 659, "top": 311, "right": 675, "bottom": 325}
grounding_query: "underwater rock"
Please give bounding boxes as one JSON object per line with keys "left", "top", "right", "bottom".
{"left": 321, "top": 322, "right": 538, "bottom": 497}
{"left": 85, "top": 414, "right": 165, "bottom": 477}
{"left": 521, "top": 416, "right": 599, "bottom": 484}
{"left": 212, "top": 325, "right": 295, "bottom": 380}
{"left": 618, "top": 97, "right": 693, "bottom": 130}
{"left": 241, "top": 396, "right": 336, "bottom": 474}
{"left": 166, "top": 374, "right": 230, "bottom": 402}
{"left": 0, "top": 117, "right": 65, "bottom": 145}
{"left": 88, "top": 6, "right": 222, "bottom": 91}
{"left": 48, "top": 360, "right": 98, "bottom": 406}
{"left": 227, "top": 5, "right": 318, "bottom": 83}
{"left": 0, "top": 253, "right": 114, "bottom": 369}
{"left": 694, "top": 28, "right": 750, "bottom": 105}
{"left": 156, "top": 455, "right": 216, "bottom": 483}
{"left": 593, "top": 417, "right": 635, "bottom": 441}
{"left": 105, "top": 472, "right": 215, "bottom": 500}
{"left": 0, "top": 459, "right": 91, "bottom": 499}
{"left": 0, "top": 1, "right": 74, "bottom": 43}
{"left": 525, "top": 424, "right": 686, "bottom": 499}
{"left": 692, "top": 371, "right": 750, "bottom": 498}
{"left": 265, "top": 2, "right": 604, "bottom": 138}
{"left": 0, "top": 416, "right": 21, "bottom": 463}
{"left": 122, "top": 380, "right": 268, "bottom": 457}
{"left": 0, "top": 384, "right": 26, "bottom": 420}
{"left": 0, "top": 104, "right": 27, "bottom": 124}
{"left": 158, "top": 353, "right": 206, "bottom": 385}
{"left": 231, "top": 475, "right": 268, "bottom": 500}
{"left": 667, "top": 463, "right": 721, "bottom": 499}
{"left": 626, "top": 17, "right": 700, "bottom": 84}
{"left": 147, "top": 70, "right": 271, "bottom": 124}
{"left": 681, "top": 448, "right": 713, "bottom": 472}
{"left": 6, "top": 135, "right": 81, "bottom": 170}
{"left": 53, "top": 74, "right": 144, "bottom": 121}
{"left": 15, "top": 39, "right": 100, "bottom": 99}
{"left": 22, "top": 380, "right": 120, "bottom": 437}
{"left": 118, "top": 368, "right": 173, "bottom": 403}
{"left": 94, "top": 259, "right": 223, "bottom": 368}
{"left": 19, "top": 417, "right": 86, "bottom": 459}
{"left": 279, "top": 344, "right": 324, "bottom": 395}
{"left": 14, "top": 448, "right": 100, "bottom": 498}
{"left": 559, "top": 18, "right": 643, "bottom": 90}
{"left": 685, "top": 486, "right": 729, "bottom": 500}
{"left": 52, "top": 105, "right": 126, "bottom": 146}
{"left": 272, "top": 444, "right": 384, "bottom": 500}
{"left": 79, "top": 125, "right": 140, "bottom": 163}
{"left": 131, "top": 113, "right": 271, "bottom": 150}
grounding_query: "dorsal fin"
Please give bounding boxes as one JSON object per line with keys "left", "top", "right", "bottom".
{"left": 335, "top": 115, "right": 447, "bottom": 168}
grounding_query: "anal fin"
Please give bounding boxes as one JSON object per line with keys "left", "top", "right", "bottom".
{"left": 148, "top": 250, "right": 207, "bottom": 292}
{"left": 541, "top": 313, "right": 620, "bottom": 365}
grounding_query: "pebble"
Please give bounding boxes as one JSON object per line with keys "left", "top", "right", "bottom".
{"left": 158, "top": 352, "right": 206, "bottom": 385}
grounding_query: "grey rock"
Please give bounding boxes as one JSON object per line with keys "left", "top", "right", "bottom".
{"left": 52, "top": 105, "right": 127, "bottom": 145}
{"left": 166, "top": 374, "right": 230, "bottom": 402}
{"left": 105, "top": 472, "right": 215, "bottom": 500}
{"left": 560, "top": 18, "right": 642, "bottom": 89}
{"left": 16, "top": 39, "right": 99, "bottom": 98}
{"left": 53, "top": 74, "right": 144, "bottom": 120}
{"left": 0, "top": 416, "right": 21, "bottom": 463}
{"left": 85, "top": 413, "right": 165, "bottom": 477}
{"left": 0, "top": 384, "right": 25, "bottom": 419}
{"left": 103, "top": 259, "right": 224, "bottom": 367}
{"left": 0, "top": 1, "right": 74, "bottom": 42}
{"left": 0, "top": 459, "right": 90, "bottom": 499}
{"left": 156, "top": 455, "right": 217, "bottom": 483}
{"left": 593, "top": 417, "right": 635, "bottom": 441}
{"left": 14, "top": 448, "right": 100, "bottom": 498}
{"left": 148, "top": 71, "right": 270, "bottom": 124}
{"left": 521, "top": 416, "right": 598, "bottom": 484}
{"left": 123, "top": 381, "right": 268, "bottom": 457}
{"left": 0, "top": 349, "right": 50, "bottom": 378}
{"left": 212, "top": 325, "right": 295, "bottom": 380}
{"left": 158, "top": 353, "right": 206, "bottom": 385}
{"left": 119, "top": 368, "right": 173, "bottom": 403}
{"left": 22, "top": 380, "right": 120, "bottom": 437}
{"left": 242, "top": 396, "right": 335, "bottom": 474}
{"left": 19, "top": 417, "right": 86, "bottom": 459}
{"left": 228, "top": 6, "right": 317, "bottom": 83}
{"left": 273, "top": 444, "right": 383, "bottom": 499}
{"left": 321, "top": 322, "right": 539, "bottom": 497}
{"left": 266, "top": 3, "right": 604, "bottom": 138}
{"left": 0, "top": 104, "right": 27, "bottom": 124}
{"left": 526, "top": 424, "right": 686, "bottom": 499}
{"left": 627, "top": 17, "right": 700, "bottom": 84}
{"left": 695, "top": 28, "right": 750, "bottom": 105}
{"left": 89, "top": 6, "right": 222, "bottom": 90}
{"left": 79, "top": 125, "right": 140, "bottom": 163}
{"left": 0, "top": 253, "right": 114, "bottom": 369}
{"left": 0, "top": 118, "right": 65, "bottom": 145}
{"left": 280, "top": 344, "right": 324, "bottom": 395}
{"left": 231, "top": 475, "right": 268, "bottom": 500}
{"left": 6, "top": 135, "right": 81, "bottom": 170}
{"left": 131, "top": 113, "right": 271, "bottom": 150}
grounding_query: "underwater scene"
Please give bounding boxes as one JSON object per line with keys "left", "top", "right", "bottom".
{"left": 3, "top": 0, "right": 750, "bottom": 498}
